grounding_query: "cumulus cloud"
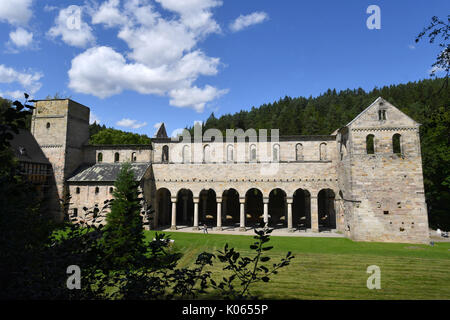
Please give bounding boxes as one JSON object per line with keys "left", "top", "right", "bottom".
{"left": 116, "top": 118, "right": 147, "bottom": 129}
{"left": 0, "top": 64, "right": 42, "bottom": 98}
{"left": 9, "top": 27, "right": 33, "bottom": 47}
{"left": 69, "top": 0, "right": 228, "bottom": 111}
{"left": 229, "top": 11, "right": 269, "bottom": 32}
{"left": 0, "top": 0, "right": 33, "bottom": 25}
{"left": 169, "top": 85, "right": 228, "bottom": 112}
{"left": 48, "top": 5, "right": 95, "bottom": 47}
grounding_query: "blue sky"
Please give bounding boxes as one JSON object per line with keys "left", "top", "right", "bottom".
{"left": 0, "top": 0, "right": 448, "bottom": 136}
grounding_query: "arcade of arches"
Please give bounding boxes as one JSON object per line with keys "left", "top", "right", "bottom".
{"left": 154, "top": 187, "right": 338, "bottom": 232}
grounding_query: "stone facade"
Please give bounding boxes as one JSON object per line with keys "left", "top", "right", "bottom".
{"left": 30, "top": 97, "right": 429, "bottom": 243}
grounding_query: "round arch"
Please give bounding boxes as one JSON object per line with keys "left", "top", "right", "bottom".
{"left": 318, "top": 189, "right": 336, "bottom": 231}
{"left": 199, "top": 188, "right": 216, "bottom": 227}
{"left": 293, "top": 189, "right": 311, "bottom": 230}
{"left": 245, "top": 188, "right": 263, "bottom": 226}
{"left": 176, "top": 189, "right": 194, "bottom": 227}
{"left": 269, "top": 188, "right": 287, "bottom": 228}
{"left": 222, "top": 188, "right": 240, "bottom": 227}
{"left": 156, "top": 188, "right": 171, "bottom": 228}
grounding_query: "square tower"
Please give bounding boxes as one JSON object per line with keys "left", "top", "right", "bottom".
{"left": 30, "top": 99, "right": 90, "bottom": 221}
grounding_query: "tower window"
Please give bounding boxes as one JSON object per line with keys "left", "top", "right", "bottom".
{"left": 95, "top": 187, "right": 99, "bottom": 194}
{"left": 76, "top": 187, "right": 80, "bottom": 194}
{"left": 378, "top": 109, "right": 386, "bottom": 120}
{"left": 46, "top": 122, "right": 51, "bottom": 129}
{"left": 392, "top": 133, "right": 402, "bottom": 154}
{"left": 114, "top": 152, "right": 120, "bottom": 163}
{"left": 162, "top": 145, "right": 169, "bottom": 163}
{"left": 366, "top": 134, "right": 375, "bottom": 154}
{"left": 109, "top": 187, "right": 113, "bottom": 194}
{"left": 131, "top": 152, "right": 137, "bottom": 162}
{"left": 97, "top": 153, "right": 103, "bottom": 163}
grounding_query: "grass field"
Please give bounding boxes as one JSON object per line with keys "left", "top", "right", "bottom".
{"left": 145, "top": 231, "right": 450, "bottom": 300}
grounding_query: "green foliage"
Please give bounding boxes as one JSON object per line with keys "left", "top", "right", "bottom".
{"left": 90, "top": 127, "right": 151, "bottom": 145}
{"left": 101, "top": 163, "right": 146, "bottom": 270}
{"left": 212, "top": 227, "right": 294, "bottom": 299}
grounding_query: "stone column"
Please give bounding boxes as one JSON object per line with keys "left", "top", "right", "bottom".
{"left": 263, "top": 198, "right": 269, "bottom": 226}
{"left": 170, "top": 197, "right": 177, "bottom": 230}
{"left": 239, "top": 198, "right": 246, "bottom": 231}
{"left": 287, "top": 197, "right": 294, "bottom": 232}
{"left": 311, "top": 196, "right": 319, "bottom": 232}
{"left": 216, "top": 198, "right": 222, "bottom": 231}
{"left": 193, "top": 198, "right": 199, "bottom": 230}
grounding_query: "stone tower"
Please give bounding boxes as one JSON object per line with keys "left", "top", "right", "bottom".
{"left": 30, "top": 99, "right": 90, "bottom": 221}
{"left": 336, "top": 97, "right": 429, "bottom": 243}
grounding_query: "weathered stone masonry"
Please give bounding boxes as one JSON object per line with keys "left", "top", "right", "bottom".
{"left": 30, "top": 97, "right": 429, "bottom": 243}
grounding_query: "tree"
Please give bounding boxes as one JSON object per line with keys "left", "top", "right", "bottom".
{"left": 101, "top": 163, "right": 146, "bottom": 270}
{"left": 416, "top": 15, "right": 450, "bottom": 88}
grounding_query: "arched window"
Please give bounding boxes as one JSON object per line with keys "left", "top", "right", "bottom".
{"left": 109, "top": 187, "right": 113, "bottom": 194}
{"left": 296, "top": 143, "right": 303, "bottom": 161}
{"left": 114, "top": 152, "right": 119, "bottom": 163}
{"left": 97, "top": 152, "right": 103, "bottom": 163}
{"left": 250, "top": 144, "right": 257, "bottom": 161}
{"left": 182, "top": 145, "right": 190, "bottom": 163}
{"left": 131, "top": 152, "right": 137, "bottom": 162}
{"left": 366, "top": 134, "right": 375, "bottom": 154}
{"left": 319, "top": 143, "right": 327, "bottom": 160}
{"left": 393, "top": 133, "right": 402, "bottom": 154}
{"left": 95, "top": 187, "right": 99, "bottom": 194}
{"left": 203, "top": 145, "right": 211, "bottom": 163}
{"left": 76, "top": 187, "right": 80, "bottom": 194}
{"left": 227, "top": 144, "right": 234, "bottom": 162}
{"left": 46, "top": 122, "right": 50, "bottom": 129}
{"left": 273, "top": 144, "right": 280, "bottom": 162}
{"left": 162, "top": 145, "right": 169, "bottom": 163}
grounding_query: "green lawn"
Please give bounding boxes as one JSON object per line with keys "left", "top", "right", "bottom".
{"left": 145, "top": 231, "right": 450, "bottom": 300}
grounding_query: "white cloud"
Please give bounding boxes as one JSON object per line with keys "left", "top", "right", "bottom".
{"left": 0, "top": 64, "right": 42, "bottom": 98}
{"left": 9, "top": 27, "right": 33, "bottom": 47}
{"left": 229, "top": 11, "right": 269, "bottom": 32}
{"left": 70, "top": 0, "right": 227, "bottom": 111}
{"left": 48, "top": 5, "right": 95, "bottom": 47}
{"left": 89, "top": 112, "right": 101, "bottom": 124}
{"left": 0, "top": 0, "right": 33, "bottom": 25}
{"left": 116, "top": 118, "right": 147, "bottom": 129}
{"left": 408, "top": 44, "right": 415, "bottom": 50}
{"left": 169, "top": 85, "right": 228, "bottom": 112}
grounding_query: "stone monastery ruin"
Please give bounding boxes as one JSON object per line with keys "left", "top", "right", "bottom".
{"left": 28, "top": 97, "right": 429, "bottom": 243}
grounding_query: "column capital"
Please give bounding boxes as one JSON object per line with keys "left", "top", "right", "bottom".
{"left": 193, "top": 197, "right": 199, "bottom": 203}
{"left": 170, "top": 197, "right": 177, "bottom": 203}
{"left": 239, "top": 197, "right": 246, "bottom": 204}
{"left": 286, "top": 197, "right": 293, "bottom": 204}
{"left": 216, "top": 197, "right": 222, "bottom": 202}
{"left": 263, "top": 197, "right": 269, "bottom": 204}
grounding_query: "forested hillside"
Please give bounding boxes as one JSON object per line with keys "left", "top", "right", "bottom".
{"left": 189, "top": 78, "right": 449, "bottom": 229}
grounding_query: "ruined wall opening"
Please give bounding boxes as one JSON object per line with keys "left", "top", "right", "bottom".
{"left": 162, "top": 145, "right": 169, "bottom": 163}
{"left": 245, "top": 188, "right": 263, "bottom": 226}
{"left": 318, "top": 189, "right": 336, "bottom": 231}
{"left": 293, "top": 189, "right": 311, "bottom": 230}
{"left": 269, "top": 188, "right": 287, "bottom": 228}
{"left": 176, "top": 189, "right": 193, "bottom": 226}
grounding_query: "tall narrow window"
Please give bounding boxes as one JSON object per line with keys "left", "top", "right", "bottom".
{"left": 378, "top": 109, "right": 386, "bottom": 120}
{"left": 97, "top": 152, "right": 103, "bottom": 163}
{"left": 182, "top": 145, "right": 190, "bottom": 163}
{"left": 366, "top": 134, "right": 375, "bottom": 154}
{"left": 250, "top": 144, "right": 257, "bottom": 161}
{"left": 273, "top": 144, "right": 280, "bottom": 162}
{"left": 296, "top": 143, "right": 303, "bottom": 161}
{"left": 203, "top": 145, "right": 211, "bottom": 163}
{"left": 319, "top": 143, "right": 327, "bottom": 160}
{"left": 131, "top": 152, "right": 137, "bottom": 162}
{"left": 114, "top": 152, "right": 119, "bottom": 163}
{"left": 227, "top": 144, "right": 234, "bottom": 162}
{"left": 73, "top": 208, "right": 78, "bottom": 217}
{"left": 76, "top": 187, "right": 80, "bottom": 194}
{"left": 162, "top": 145, "right": 169, "bottom": 163}
{"left": 95, "top": 187, "right": 99, "bottom": 194}
{"left": 393, "top": 133, "right": 402, "bottom": 154}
